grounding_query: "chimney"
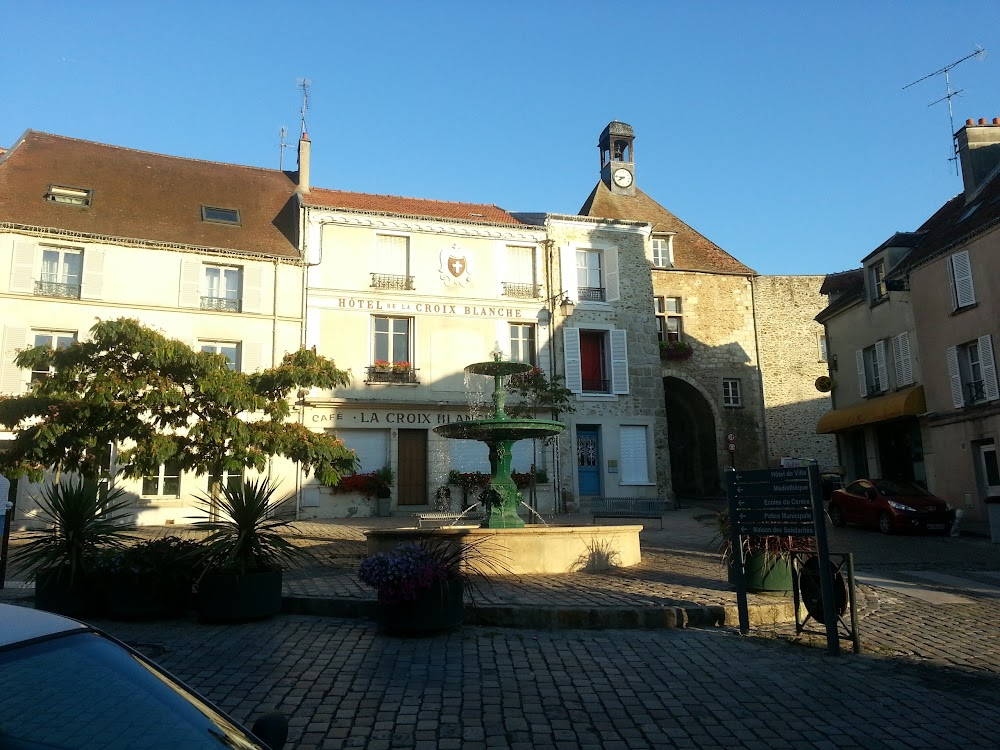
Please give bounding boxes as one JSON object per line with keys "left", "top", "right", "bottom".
{"left": 297, "top": 133, "right": 311, "bottom": 194}
{"left": 955, "top": 118, "right": 1000, "bottom": 199}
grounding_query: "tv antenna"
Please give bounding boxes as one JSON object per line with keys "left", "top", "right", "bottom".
{"left": 904, "top": 46, "right": 987, "bottom": 173}
{"left": 297, "top": 78, "right": 311, "bottom": 137}
{"left": 278, "top": 126, "right": 288, "bottom": 170}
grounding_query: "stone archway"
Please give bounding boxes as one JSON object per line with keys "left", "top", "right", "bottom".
{"left": 664, "top": 376, "right": 720, "bottom": 497}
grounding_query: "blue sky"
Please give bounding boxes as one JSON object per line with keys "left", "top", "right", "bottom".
{"left": 4, "top": 2, "right": 999, "bottom": 276}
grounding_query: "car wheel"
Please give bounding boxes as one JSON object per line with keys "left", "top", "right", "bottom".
{"left": 828, "top": 504, "right": 845, "bottom": 527}
{"left": 878, "top": 511, "right": 894, "bottom": 535}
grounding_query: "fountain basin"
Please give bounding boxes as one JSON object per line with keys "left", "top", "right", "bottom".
{"left": 433, "top": 418, "right": 565, "bottom": 442}
{"left": 365, "top": 525, "right": 643, "bottom": 575}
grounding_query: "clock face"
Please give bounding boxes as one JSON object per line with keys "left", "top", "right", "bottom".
{"left": 613, "top": 167, "right": 633, "bottom": 187}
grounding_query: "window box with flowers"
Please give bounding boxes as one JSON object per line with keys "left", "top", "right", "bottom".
{"left": 660, "top": 340, "right": 694, "bottom": 361}
{"left": 366, "top": 360, "right": 418, "bottom": 384}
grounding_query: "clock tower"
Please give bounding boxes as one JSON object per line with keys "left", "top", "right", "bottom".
{"left": 599, "top": 121, "right": 636, "bottom": 197}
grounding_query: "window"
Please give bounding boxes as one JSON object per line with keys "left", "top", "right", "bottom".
{"left": 949, "top": 250, "right": 976, "bottom": 309}
{"left": 723, "top": 379, "right": 742, "bottom": 407}
{"left": 369, "top": 316, "right": 415, "bottom": 382}
{"left": 372, "top": 234, "right": 413, "bottom": 290}
{"left": 200, "top": 341, "right": 240, "bottom": 371}
{"left": 563, "top": 328, "right": 629, "bottom": 396}
{"left": 857, "top": 342, "right": 888, "bottom": 397}
{"left": 870, "top": 261, "right": 887, "bottom": 303}
{"left": 202, "top": 265, "right": 241, "bottom": 311}
{"left": 45, "top": 185, "right": 92, "bottom": 206}
{"left": 37, "top": 247, "right": 83, "bottom": 299}
{"left": 948, "top": 335, "right": 999, "bottom": 407}
{"left": 655, "top": 297, "right": 683, "bottom": 342}
{"left": 208, "top": 469, "right": 242, "bottom": 495}
{"left": 142, "top": 459, "right": 181, "bottom": 497}
{"left": 30, "top": 330, "right": 76, "bottom": 382}
{"left": 509, "top": 323, "right": 536, "bottom": 366}
{"left": 619, "top": 425, "right": 650, "bottom": 484}
{"left": 651, "top": 236, "right": 674, "bottom": 268}
{"left": 502, "top": 246, "right": 538, "bottom": 298}
{"left": 201, "top": 206, "right": 241, "bottom": 225}
{"left": 818, "top": 333, "right": 828, "bottom": 363}
{"left": 576, "top": 250, "right": 604, "bottom": 302}
{"left": 891, "top": 332, "right": 912, "bottom": 387}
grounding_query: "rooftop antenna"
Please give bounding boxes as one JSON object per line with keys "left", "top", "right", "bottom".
{"left": 278, "top": 126, "right": 287, "bottom": 170}
{"left": 904, "top": 46, "right": 988, "bottom": 174}
{"left": 297, "top": 78, "right": 311, "bottom": 137}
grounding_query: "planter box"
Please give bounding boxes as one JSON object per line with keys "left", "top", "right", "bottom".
{"left": 105, "top": 576, "right": 191, "bottom": 620}
{"left": 378, "top": 579, "right": 464, "bottom": 635}
{"left": 196, "top": 570, "right": 283, "bottom": 623}
{"left": 35, "top": 569, "right": 104, "bottom": 618}
{"left": 729, "top": 552, "right": 793, "bottom": 594}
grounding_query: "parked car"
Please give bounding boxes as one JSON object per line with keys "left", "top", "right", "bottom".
{"left": 0, "top": 603, "right": 288, "bottom": 750}
{"left": 828, "top": 479, "right": 956, "bottom": 535}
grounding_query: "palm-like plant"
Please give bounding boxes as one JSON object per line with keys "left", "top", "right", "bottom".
{"left": 13, "top": 479, "right": 134, "bottom": 584}
{"left": 191, "top": 477, "right": 302, "bottom": 576}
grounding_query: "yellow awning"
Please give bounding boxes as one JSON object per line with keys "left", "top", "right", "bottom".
{"left": 816, "top": 385, "right": 926, "bottom": 434}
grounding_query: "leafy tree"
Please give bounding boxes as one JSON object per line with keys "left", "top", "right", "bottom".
{"left": 0, "top": 318, "right": 358, "bottom": 488}
{"left": 504, "top": 367, "right": 575, "bottom": 419}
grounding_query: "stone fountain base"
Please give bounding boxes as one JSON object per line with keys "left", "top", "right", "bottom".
{"left": 365, "top": 525, "right": 643, "bottom": 575}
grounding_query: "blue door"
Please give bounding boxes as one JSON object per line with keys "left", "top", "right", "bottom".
{"left": 577, "top": 428, "right": 601, "bottom": 496}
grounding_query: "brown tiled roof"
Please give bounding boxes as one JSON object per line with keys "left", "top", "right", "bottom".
{"left": 578, "top": 180, "right": 756, "bottom": 274}
{"left": 0, "top": 130, "right": 301, "bottom": 259}
{"left": 304, "top": 188, "right": 523, "bottom": 227}
{"left": 819, "top": 269, "right": 864, "bottom": 295}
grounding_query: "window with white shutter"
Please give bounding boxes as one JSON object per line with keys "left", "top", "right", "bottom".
{"left": 949, "top": 250, "right": 976, "bottom": 309}
{"left": 337, "top": 429, "right": 390, "bottom": 474}
{"left": 619, "top": 425, "right": 650, "bottom": 484}
{"left": 891, "top": 332, "right": 913, "bottom": 387}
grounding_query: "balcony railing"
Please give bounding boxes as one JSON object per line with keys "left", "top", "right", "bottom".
{"left": 201, "top": 295, "right": 241, "bottom": 312}
{"left": 502, "top": 282, "right": 540, "bottom": 299}
{"left": 967, "top": 379, "right": 986, "bottom": 404}
{"left": 371, "top": 273, "right": 414, "bottom": 291}
{"left": 582, "top": 378, "right": 610, "bottom": 393}
{"left": 365, "top": 366, "right": 420, "bottom": 384}
{"left": 578, "top": 286, "right": 606, "bottom": 302}
{"left": 35, "top": 280, "right": 81, "bottom": 299}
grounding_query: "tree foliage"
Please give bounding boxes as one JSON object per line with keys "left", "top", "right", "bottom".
{"left": 504, "top": 367, "right": 575, "bottom": 419}
{"left": 0, "top": 318, "right": 358, "bottom": 485}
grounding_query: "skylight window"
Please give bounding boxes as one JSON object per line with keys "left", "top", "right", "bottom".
{"left": 201, "top": 206, "right": 241, "bottom": 225}
{"left": 958, "top": 202, "right": 981, "bottom": 222}
{"left": 45, "top": 185, "right": 92, "bottom": 206}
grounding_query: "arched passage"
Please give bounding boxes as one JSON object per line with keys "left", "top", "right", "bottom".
{"left": 664, "top": 376, "right": 719, "bottom": 497}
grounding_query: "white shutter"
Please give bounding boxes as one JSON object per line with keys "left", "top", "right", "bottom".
{"left": 605, "top": 247, "right": 620, "bottom": 302}
{"left": 179, "top": 258, "right": 201, "bottom": 308}
{"left": 563, "top": 327, "right": 582, "bottom": 394}
{"left": 611, "top": 329, "right": 629, "bottom": 394}
{"left": 241, "top": 342, "right": 264, "bottom": 373}
{"left": 495, "top": 244, "right": 507, "bottom": 297}
{"left": 875, "top": 340, "right": 888, "bottom": 394}
{"left": 855, "top": 349, "right": 867, "bottom": 398}
{"left": 1, "top": 326, "right": 28, "bottom": 394}
{"left": 893, "top": 332, "right": 913, "bottom": 386}
{"left": 337, "top": 429, "right": 390, "bottom": 474}
{"left": 496, "top": 319, "right": 509, "bottom": 360}
{"left": 946, "top": 346, "right": 964, "bottom": 408}
{"left": 10, "top": 241, "right": 35, "bottom": 294}
{"left": 950, "top": 251, "right": 976, "bottom": 308}
{"left": 377, "top": 235, "right": 408, "bottom": 272}
{"left": 241, "top": 266, "right": 263, "bottom": 314}
{"left": 619, "top": 425, "right": 649, "bottom": 484}
{"left": 560, "top": 246, "right": 578, "bottom": 303}
{"left": 79, "top": 247, "right": 104, "bottom": 300}
{"left": 980, "top": 334, "right": 999, "bottom": 401}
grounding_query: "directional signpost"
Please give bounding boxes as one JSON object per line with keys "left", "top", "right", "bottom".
{"left": 724, "top": 463, "right": 840, "bottom": 655}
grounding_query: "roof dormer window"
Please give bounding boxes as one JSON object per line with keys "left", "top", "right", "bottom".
{"left": 201, "top": 206, "right": 241, "bottom": 225}
{"left": 45, "top": 185, "right": 92, "bottom": 207}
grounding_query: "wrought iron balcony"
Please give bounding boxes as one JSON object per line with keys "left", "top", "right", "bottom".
{"left": 365, "top": 366, "right": 419, "bottom": 384}
{"left": 34, "top": 280, "right": 81, "bottom": 299}
{"left": 582, "top": 378, "right": 610, "bottom": 393}
{"left": 201, "top": 296, "right": 241, "bottom": 312}
{"left": 371, "top": 273, "right": 415, "bottom": 291}
{"left": 502, "top": 282, "right": 540, "bottom": 299}
{"left": 578, "top": 286, "right": 606, "bottom": 302}
{"left": 967, "top": 379, "right": 986, "bottom": 404}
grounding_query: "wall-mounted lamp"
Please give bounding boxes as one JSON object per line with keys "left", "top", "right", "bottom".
{"left": 538, "top": 291, "right": 575, "bottom": 326}
{"left": 558, "top": 295, "right": 575, "bottom": 316}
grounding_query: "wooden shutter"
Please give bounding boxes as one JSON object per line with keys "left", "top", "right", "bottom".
{"left": 875, "top": 340, "right": 888, "bottom": 393}
{"left": 950, "top": 251, "right": 976, "bottom": 308}
{"left": 611, "top": 329, "right": 629, "bottom": 394}
{"left": 980, "top": 334, "right": 999, "bottom": 402}
{"left": 605, "top": 247, "right": 620, "bottom": 302}
{"left": 241, "top": 265, "right": 263, "bottom": 314}
{"left": 496, "top": 320, "right": 509, "bottom": 360}
{"left": 80, "top": 247, "right": 104, "bottom": 300}
{"left": 619, "top": 425, "right": 649, "bottom": 484}
{"left": 563, "top": 327, "right": 582, "bottom": 393}
{"left": 10, "top": 241, "right": 35, "bottom": 294}
{"left": 241, "top": 342, "right": 265, "bottom": 373}
{"left": 560, "top": 246, "right": 578, "bottom": 303}
{"left": 855, "top": 349, "right": 867, "bottom": 398}
{"left": 179, "top": 258, "right": 201, "bottom": 308}
{"left": 946, "top": 346, "right": 964, "bottom": 408}
{"left": 892, "top": 332, "right": 912, "bottom": 387}
{"left": 1, "top": 326, "right": 28, "bottom": 394}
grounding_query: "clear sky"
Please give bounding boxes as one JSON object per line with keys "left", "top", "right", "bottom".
{"left": 4, "top": 1, "right": 999, "bottom": 276}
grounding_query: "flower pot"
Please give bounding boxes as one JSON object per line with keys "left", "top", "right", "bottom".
{"left": 378, "top": 579, "right": 464, "bottom": 635}
{"left": 728, "top": 552, "right": 794, "bottom": 594}
{"left": 105, "top": 575, "right": 191, "bottom": 620}
{"left": 35, "top": 568, "right": 104, "bottom": 618}
{"left": 195, "top": 570, "right": 283, "bottom": 623}
{"left": 376, "top": 495, "right": 392, "bottom": 517}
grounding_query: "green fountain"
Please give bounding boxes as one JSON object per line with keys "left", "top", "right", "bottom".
{"left": 433, "top": 356, "right": 565, "bottom": 528}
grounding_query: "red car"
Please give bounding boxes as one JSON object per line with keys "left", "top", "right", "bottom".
{"left": 828, "top": 479, "right": 956, "bottom": 535}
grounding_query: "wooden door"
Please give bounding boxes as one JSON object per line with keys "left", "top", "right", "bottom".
{"left": 397, "top": 429, "right": 428, "bottom": 506}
